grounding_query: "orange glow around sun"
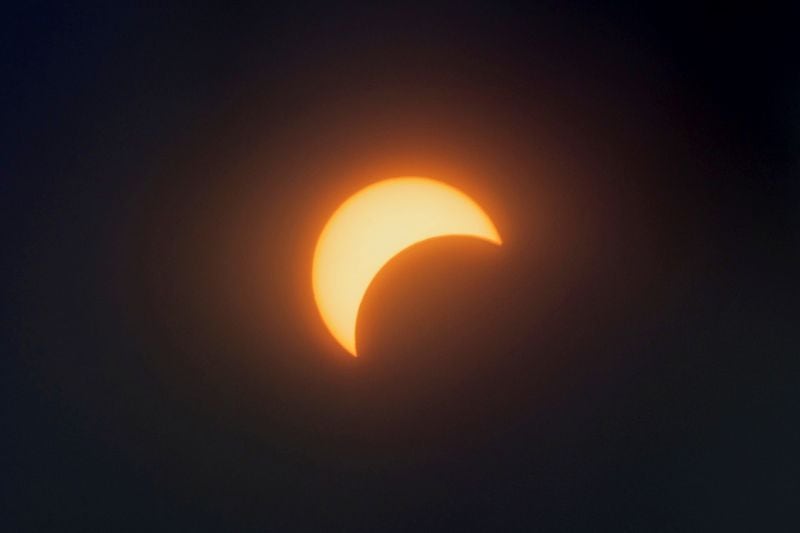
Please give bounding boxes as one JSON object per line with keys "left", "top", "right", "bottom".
{"left": 312, "top": 177, "right": 501, "bottom": 356}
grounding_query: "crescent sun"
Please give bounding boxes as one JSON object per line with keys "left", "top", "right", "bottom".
{"left": 312, "top": 177, "right": 502, "bottom": 356}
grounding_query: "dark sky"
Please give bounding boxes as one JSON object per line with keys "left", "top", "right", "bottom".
{"left": 4, "top": 2, "right": 799, "bottom": 531}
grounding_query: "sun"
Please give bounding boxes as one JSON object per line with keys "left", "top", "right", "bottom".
{"left": 312, "top": 177, "right": 501, "bottom": 356}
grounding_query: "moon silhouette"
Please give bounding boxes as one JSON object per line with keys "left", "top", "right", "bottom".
{"left": 312, "top": 177, "right": 502, "bottom": 356}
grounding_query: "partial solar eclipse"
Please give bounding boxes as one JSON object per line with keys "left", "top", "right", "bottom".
{"left": 312, "top": 177, "right": 502, "bottom": 356}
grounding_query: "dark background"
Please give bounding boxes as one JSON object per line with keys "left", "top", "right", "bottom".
{"left": 4, "top": 2, "right": 799, "bottom": 531}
